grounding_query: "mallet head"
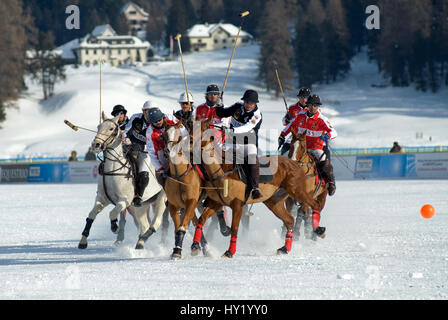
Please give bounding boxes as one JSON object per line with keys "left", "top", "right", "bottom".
{"left": 239, "top": 11, "right": 250, "bottom": 17}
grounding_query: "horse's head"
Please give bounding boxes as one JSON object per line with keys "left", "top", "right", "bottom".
{"left": 163, "top": 120, "right": 184, "bottom": 152}
{"left": 92, "top": 111, "right": 121, "bottom": 152}
{"left": 288, "top": 129, "right": 307, "bottom": 161}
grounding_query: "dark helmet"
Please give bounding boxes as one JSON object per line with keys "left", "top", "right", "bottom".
{"left": 297, "top": 87, "right": 311, "bottom": 98}
{"left": 307, "top": 94, "right": 322, "bottom": 106}
{"left": 111, "top": 104, "right": 127, "bottom": 116}
{"left": 241, "top": 89, "right": 259, "bottom": 103}
{"left": 206, "top": 84, "right": 220, "bottom": 95}
{"left": 131, "top": 117, "right": 144, "bottom": 132}
{"left": 147, "top": 107, "right": 165, "bottom": 124}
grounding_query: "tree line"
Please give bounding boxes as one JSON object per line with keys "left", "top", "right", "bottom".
{"left": 1, "top": 0, "right": 448, "bottom": 126}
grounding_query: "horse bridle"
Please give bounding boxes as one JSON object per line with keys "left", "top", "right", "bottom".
{"left": 95, "top": 119, "right": 120, "bottom": 150}
{"left": 96, "top": 119, "right": 132, "bottom": 177}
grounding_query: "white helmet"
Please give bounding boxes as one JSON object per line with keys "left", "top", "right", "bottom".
{"left": 142, "top": 100, "right": 155, "bottom": 110}
{"left": 178, "top": 92, "right": 194, "bottom": 104}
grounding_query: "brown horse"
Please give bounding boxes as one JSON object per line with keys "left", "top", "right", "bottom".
{"left": 162, "top": 120, "right": 216, "bottom": 259}
{"left": 287, "top": 129, "right": 328, "bottom": 238}
{"left": 191, "top": 120, "right": 323, "bottom": 257}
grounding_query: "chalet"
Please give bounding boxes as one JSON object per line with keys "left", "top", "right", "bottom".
{"left": 121, "top": 2, "right": 149, "bottom": 38}
{"left": 55, "top": 24, "right": 151, "bottom": 67}
{"left": 187, "top": 22, "right": 253, "bottom": 52}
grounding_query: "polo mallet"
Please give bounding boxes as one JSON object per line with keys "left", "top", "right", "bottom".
{"left": 99, "top": 59, "right": 105, "bottom": 125}
{"left": 174, "top": 34, "right": 191, "bottom": 105}
{"left": 273, "top": 60, "right": 289, "bottom": 113}
{"left": 221, "top": 10, "right": 250, "bottom": 102}
{"left": 64, "top": 120, "right": 97, "bottom": 134}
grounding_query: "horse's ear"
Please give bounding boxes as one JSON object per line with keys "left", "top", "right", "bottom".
{"left": 300, "top": 130, "right": 307, "bottom": 139}
{"left": 101, "top": 111, "right": 109, "bottom": 121}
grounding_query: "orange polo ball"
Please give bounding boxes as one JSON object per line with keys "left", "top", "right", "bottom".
{"left": 420, "top": 204, "right": 435, "bottom": 219}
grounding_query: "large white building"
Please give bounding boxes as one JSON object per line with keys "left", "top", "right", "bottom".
{"left": 55, "top": 24, "right": 151, "bottom": 67}
{"left": 187, "top": 22, "right": 253, "bottom": 52}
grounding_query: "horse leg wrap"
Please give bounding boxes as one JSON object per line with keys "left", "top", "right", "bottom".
{"left": 139, "top": 227, "right": 155, "bottom": 242}
{"left": 82, "top": 218, "right": 94, "bottom": 237}
{"left": 174, "top": 229, "right": 186, "bottom": 249}
{"left": 110, "top": 219, "right": 119, "bottom": 233}
{"left": 285, "top": 231, "right": 293, "bottom": 252}
{"left": 228, "top": 235, "right": 237, "bottom": 255}
{"left": 193, "top": 224, "right": 203, "bottom": 244}
{"left": 312, "top": 210, "right": 321, "bottom": 230}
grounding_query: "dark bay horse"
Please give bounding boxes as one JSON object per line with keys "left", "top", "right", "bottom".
{"left": 190, "top": 120, "right": 323, "bottom": 257}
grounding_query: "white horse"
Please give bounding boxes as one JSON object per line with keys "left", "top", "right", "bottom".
{"left": 78, "top": 112, "right": 167, "bottom": 250}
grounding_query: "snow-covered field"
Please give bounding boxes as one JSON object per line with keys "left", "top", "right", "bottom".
{"left": 1, "top": 44, "right": 447, "bottom": 159}
{"left": 1, "top": 180, "right": 447, "bottom": 300}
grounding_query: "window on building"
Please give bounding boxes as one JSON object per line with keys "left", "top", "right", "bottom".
{"left": 214, "top": 39, "right": 218, "bottom": 44}
{"left": 102, "top": 49, "right": 105, "bottom": 54}
{"left": 222, "top": 39, "right": 227, "bottom": 43}
{"left": 118, "top": 49, "right": 121, "bottom": 54}
{"left": 85, "top": 49, "right": 89, "bottom": 55}
{"left": 127, "top": 49, "right": 131, "bottom": 54}
{"left": 93, "top": 49, "right": 97, "bottom": 54}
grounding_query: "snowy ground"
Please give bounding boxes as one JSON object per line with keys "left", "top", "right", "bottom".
{"left": 1, "top": 180, "right": 447, "bottom": 300}
{"left": 1, "top": 45, "right": 447, "bottom": 159}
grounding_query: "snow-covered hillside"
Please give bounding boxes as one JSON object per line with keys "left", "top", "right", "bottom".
{"left": 1, "top": 45, "right": 447, "bottom": 159}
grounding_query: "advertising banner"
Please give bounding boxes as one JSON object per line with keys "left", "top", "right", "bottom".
{"left": 67, "top": 161, "right": 99, "bottom": 183}
{"left": 0, "top": 164, "right": 29, "bottom": 183}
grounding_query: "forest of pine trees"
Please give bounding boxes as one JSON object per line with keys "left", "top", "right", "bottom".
{"left": 1, "top": 0, "right": 448, "bottom": 125}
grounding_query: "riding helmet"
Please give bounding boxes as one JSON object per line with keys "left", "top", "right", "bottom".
{"left": 297, "top": 87, "right": 311, "bottom": 98}
{"left": 206, "top": 84, "right": 220, "bottom": 95}
{"left": 178, "top": 92, "right": 194, "bottom": 104}
{"left": 147, "top": 107, "right": 165, "bottom": 124}
{"left": 111, "top": 104, "right": 127, "bottom": 116}
{"left": 142, "top": 100, "right": 155, "bottom": 110}
{"left": 241, "top": 89, "right": 259, "bottom": 103}
{"left": 307, "top": 94, "right": 322, "bottom": 106}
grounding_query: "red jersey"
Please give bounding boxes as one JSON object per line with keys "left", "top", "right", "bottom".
{"left": 281, "top": 111, "right": 337, "bottom": 150}
{"left": 282, "top": 102, "right": 307, "bottom": 126}
{"left": 145, "top": 114, "right": 178, "bottom": 171}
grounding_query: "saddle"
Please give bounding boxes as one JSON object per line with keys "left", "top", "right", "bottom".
{"left": 236, "top": 161, "right": 273, "bottom": 185}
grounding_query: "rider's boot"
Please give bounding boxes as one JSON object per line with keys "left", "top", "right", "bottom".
{"left": 319, "top": 159, "right": 336, "bottom": 196}
{"left": 248, "top": 157, "right": 263, "bottom": 200}
{"left": 133, "top": 171, "right": 149, "bottom": 207}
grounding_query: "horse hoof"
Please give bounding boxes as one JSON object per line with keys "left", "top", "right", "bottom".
{"left": 191, "top": 242, "right": 201, "bottom": 256}
{"left": 171, "top": 247, "right": 182, "bottom": 259}
{"left": 78, "top": 242, "right": 87, "bottom": 249}
{"left": 220, "top": 226, "right": 231, "bottom": 237}
{"left": 277, "top": 246, "right": 289, "bottom": 255}
{"left": 314, "top": 227, "right": 326, "bottom": 239}
{"left": 135, "top": 241, "right": 144, "bottom": 250}
{"left": 114, "top": 240, "right": 123, "bottom": 246}
{"left": 222, "top": 250, "right": 233, "bottom": 258}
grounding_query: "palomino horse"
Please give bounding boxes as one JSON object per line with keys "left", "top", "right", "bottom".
{"left": 287, "top": 129, "right": 328, "bottom": 238}
{"left": 78, "top": 112, "right": 167, "bottom": 250}
{"left": 190, "top": 120, "right": 323, "bottom": 257}
{"left": 162, "top": 120, "right": 218, "bottom": 259}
